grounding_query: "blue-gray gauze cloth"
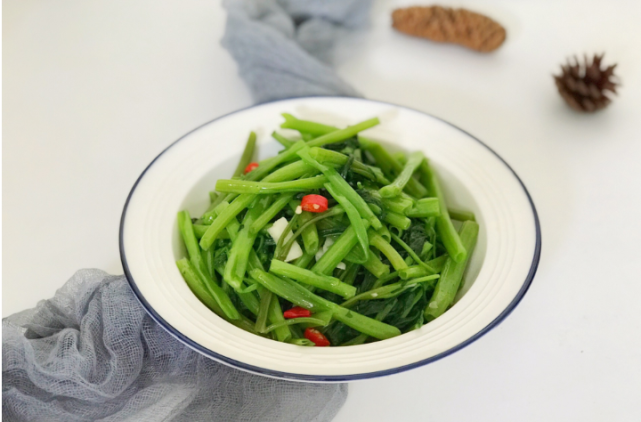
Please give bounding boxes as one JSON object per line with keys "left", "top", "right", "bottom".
{"left": 222, "top": 0, "right": 370, "bottom": 103}
{"left": 2, "top": 1, "right": 370, "bottom": 421}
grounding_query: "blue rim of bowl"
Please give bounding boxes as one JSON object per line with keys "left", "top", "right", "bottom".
{"left": 120, "top": 97, "right": 541, "bottom": 382}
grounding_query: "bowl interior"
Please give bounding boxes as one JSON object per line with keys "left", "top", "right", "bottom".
{"left": 122, "top": 97, "right": 538, "bottom": 381}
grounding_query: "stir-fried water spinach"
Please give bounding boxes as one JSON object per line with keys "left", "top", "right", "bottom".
{"left": 176, "top": 113, "right": 479, "bottom": 347}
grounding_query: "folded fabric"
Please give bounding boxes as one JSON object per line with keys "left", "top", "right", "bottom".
{"left": 222, "top": 0, "right": 371, "bottom": 103}
{"left": 3, "top": 270, "right": 347, "bottom": 421}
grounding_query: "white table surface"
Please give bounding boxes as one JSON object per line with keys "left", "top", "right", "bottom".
{"left": 4, "top": 0, "right": 641, "bottom": 420}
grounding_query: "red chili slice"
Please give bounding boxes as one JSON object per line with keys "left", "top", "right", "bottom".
{"left": 244, "top": 162, "right": 259, "bottom": 174}
{"left": 301, "top": 194, "right": 328, "bottom": 213}
{"left": 304, "top": 327, "right": 331, "bottom": 347}
{"left": 283, "top": 306, "right": 312, "bottom": 319}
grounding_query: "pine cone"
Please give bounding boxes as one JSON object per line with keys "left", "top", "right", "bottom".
{"left": 554, "top": 54, "right": 618, "bottom": 112}
{"left": 391, "top": 6, "right": 506, "bottom": 53}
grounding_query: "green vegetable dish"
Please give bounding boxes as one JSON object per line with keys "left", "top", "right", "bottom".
{"left": 176, "top": 113, "right": 479, "bottom": 347}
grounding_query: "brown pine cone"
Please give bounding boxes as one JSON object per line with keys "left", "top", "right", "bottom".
{"left": 391, "top": 6, "right": 506, "bottom": 53}
{"left": 554, "top": 54, "right": 618, "bottom": 112}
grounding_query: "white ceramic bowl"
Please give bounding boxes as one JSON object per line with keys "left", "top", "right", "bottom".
{"left": 120, "top": 97, "right": 540, "bottom": 382}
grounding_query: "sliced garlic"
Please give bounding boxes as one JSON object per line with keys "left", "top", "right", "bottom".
{"left": 267, "top": 217, "right": 303, "bottom": 262}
